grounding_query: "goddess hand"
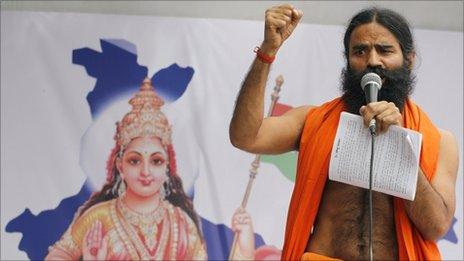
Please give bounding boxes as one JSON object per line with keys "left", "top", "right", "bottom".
{"left": 82, "top": 220, "right": 109, "bottom": 260}
{"left": 231, "top": 207, "right": 255, "bottom": 260}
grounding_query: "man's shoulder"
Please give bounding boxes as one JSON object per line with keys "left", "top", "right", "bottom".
{"left": 285, "top": 105, "right": 314, "bottom": 116}
{"left": 303, "top": 97, "right": 344, "bottom": 119}
{"left": 274, "top": 97, "right": 343, "bottom": 123}
{"left": 437, "top": 128, "right": 458, "bottom": 148}
{"left": 438, "top": 128, "right": 454, "bottom": 136}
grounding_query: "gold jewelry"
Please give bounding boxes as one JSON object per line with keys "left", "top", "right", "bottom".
{"left": 118, "top": 197, "right": 165, "bottom": 226}
{"left": 115, "top": 78, "right": 172, "bottom": 150}
{"left": 114, "top": 198, "right": 179, "bottom": 259}
{"left": 118, "top": 197, "right": 165, "bottom": 254}
{"left": 118, "top": 180, "right": 126, "bottom": 196}
{"left": 110, "top": 200, "right": 140, "bottom": 260}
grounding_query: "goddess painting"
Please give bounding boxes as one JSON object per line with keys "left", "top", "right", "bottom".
{"left": 46, "top": 78, "right": 206, "bottom": 260}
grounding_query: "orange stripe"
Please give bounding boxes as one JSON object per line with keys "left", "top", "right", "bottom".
{"left": 301, "top": 252, "right": 342, "bottom": 261}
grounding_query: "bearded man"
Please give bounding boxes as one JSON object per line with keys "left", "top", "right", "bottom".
{"left": 229, "top": 4, "right": 458, "bottom": 260}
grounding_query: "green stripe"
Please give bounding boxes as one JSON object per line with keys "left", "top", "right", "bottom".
{"left": 261, "top": 152, "right": 297, "bottom": 182}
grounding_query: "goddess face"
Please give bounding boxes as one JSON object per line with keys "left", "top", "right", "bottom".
{"left": 116, "top": 136, "right": 169, "bottom": 198}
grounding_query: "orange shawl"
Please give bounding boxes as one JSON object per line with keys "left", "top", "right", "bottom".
{"left": 281, "top": 97, "right": 441, "bottom": 260}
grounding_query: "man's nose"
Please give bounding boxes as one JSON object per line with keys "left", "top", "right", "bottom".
{"left": 367, "top": 50, "right": 382, "bottom": 68}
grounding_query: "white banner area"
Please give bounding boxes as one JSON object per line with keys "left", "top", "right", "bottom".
{"left": 1, "top": 11, "right": 462, "bottom": 260}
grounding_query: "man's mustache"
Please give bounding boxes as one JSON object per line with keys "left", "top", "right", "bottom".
{"left": 350, "top": 65, "right": 412, "bottom": 88}
{"left": 341, "top": 63, "right": 415, "bottom": 114}
{"left": 349, "top": 67, "right": 387, "bottom": 84}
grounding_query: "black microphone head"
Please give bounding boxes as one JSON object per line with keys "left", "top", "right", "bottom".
{"left": 361, "top": 72, "right": 382, "bottom": 91}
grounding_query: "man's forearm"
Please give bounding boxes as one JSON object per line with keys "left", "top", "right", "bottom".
{"left": 403, "top": 170, "right": 452, "bottom": 241}
{"left": 229, "top": 5, "right": 302, "bottom": 150}
{"left": 229, "top": 56, "right": 271, "bottom": 148}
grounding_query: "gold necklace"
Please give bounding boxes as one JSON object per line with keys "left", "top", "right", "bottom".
{"left": 118, "top": 197, "right": 166, "bottom": 254}
{"left": 119, "top": 197, "right": 165, "bottom": 225}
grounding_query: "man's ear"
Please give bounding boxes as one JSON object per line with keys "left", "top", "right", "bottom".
{"left": 407, "top": 51, "right": 416, "bottom": 70}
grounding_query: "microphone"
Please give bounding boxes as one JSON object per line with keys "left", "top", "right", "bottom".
{"left": 361, "top": 72, "right": 382, "bottom": 134}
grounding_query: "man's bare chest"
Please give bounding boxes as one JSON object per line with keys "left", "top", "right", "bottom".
{"left": 307, "top": 180, "right": 398, "bottom": 259}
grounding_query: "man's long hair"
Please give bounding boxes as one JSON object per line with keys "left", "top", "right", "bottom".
{"left": 341, "top": 7, "right": 416, "bottom": 114}
{"left": 343, "top": 7, "right": 415, "bottom": 67}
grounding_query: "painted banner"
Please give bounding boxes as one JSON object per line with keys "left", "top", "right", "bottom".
{"left": 1, "top": 11, "right": 462, "bottom": 260}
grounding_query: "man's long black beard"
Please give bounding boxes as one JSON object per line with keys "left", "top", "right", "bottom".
{"left": 340, "top": 64, "right": 415, "bottom": 114}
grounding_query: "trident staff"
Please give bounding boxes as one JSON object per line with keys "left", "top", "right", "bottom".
{"left": 228, "top": 75, "right": 284, "bottom": 260}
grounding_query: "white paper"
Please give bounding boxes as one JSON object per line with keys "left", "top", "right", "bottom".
{"left": 329, "top": 112, "right": 422, "bottom": 200}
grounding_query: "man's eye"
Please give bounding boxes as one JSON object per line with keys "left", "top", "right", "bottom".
{"left": 379, "top": 48, "right": 393, "bottom": 54}
{"left": 354, "top": 50, "right": 365, "bottom": 55}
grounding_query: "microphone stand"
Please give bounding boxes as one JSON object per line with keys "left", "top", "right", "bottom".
{"left": 368, "top": 125, "right": 376, "bottom": 261}
{"left": 362, "top": 73, "right": 381, "bottom": 261}
{"left": 228, "top": 75, "right": 284, "bottom": 260}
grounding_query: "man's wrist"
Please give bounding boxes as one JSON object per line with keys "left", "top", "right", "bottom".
{"left": 254, "top": 46, "right": 276, "bottom": 64}
{"left": 259, "top": 42, "right": 279, "bottom": 57}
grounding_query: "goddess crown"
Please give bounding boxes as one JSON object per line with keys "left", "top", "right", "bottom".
{"left": 115, "top": 77, "right": 172, "bottom": 150}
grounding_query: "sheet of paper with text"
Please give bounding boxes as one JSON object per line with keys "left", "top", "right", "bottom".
{"left": 329, "top": 112, "right": 422, "bottom": 200}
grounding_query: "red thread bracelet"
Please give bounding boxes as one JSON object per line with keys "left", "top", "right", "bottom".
{"left": 254, "top": 46, "right": 275, "bottom": 64}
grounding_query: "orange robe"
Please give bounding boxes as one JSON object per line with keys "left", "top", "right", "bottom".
{"left": 281, "top": 97, "right": 441, "bottom": 260}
